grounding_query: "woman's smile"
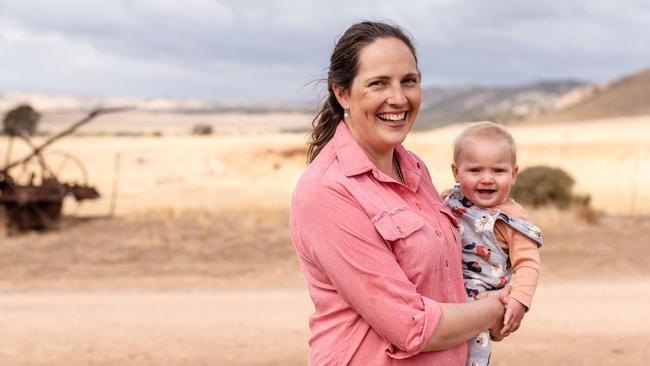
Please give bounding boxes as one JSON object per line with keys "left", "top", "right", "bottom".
{"left": 377, "top": 111, "right": 407, "bottom": 122}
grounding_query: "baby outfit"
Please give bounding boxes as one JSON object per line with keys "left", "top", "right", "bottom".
{"left": 446, "top": 186, "right": 543, "bottom": 366}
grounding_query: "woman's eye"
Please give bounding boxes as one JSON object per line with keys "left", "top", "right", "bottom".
{"left": 403, "top": 78, "right": 419, "bottom": 85}
{"left": 369, "top": 80, "right": 384, "bottom": 87}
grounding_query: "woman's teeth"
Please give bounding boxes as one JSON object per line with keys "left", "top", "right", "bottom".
{"left": 377, "top": 112, "right": 406, "bottom": 121}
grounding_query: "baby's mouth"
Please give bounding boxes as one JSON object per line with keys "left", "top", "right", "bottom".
{"left": 476, "top": 189, "right": 496, "bottom": 195}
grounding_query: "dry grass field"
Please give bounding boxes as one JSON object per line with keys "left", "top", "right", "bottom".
{"left": 1, "top": 114, "right": 649, "bottom": 365}
{"left": 6, "top": 113, "right": 649, "bottom": 216}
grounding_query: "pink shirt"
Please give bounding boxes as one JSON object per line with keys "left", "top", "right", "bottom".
{"left": 290, "top": 123, "right": 468, "bottom": 365}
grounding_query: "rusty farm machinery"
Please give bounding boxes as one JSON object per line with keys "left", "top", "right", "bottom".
{"left": 0, "top": 106, "right": 127, "bottom": 233}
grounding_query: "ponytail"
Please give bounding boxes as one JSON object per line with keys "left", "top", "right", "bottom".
{"left": 307, "top": 93, "right": 343, "bottom": 163}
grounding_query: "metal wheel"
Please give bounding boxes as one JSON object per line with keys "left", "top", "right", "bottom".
{"left": 13, "top": 149, "right": 89, "bottom": 186}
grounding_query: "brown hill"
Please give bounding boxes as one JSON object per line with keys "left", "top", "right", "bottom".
{"left": 415, "top": 81, "right": 587, "bottom": 130}
{"left": 529, "top": 67, "right": 650, "bottom": 123}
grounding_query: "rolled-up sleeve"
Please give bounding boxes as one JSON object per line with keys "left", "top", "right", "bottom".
{"left": 295, "top": 180, "right": 442, "bottom": 356}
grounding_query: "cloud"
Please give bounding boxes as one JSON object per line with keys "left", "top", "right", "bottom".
{"left": 410, "top": 1, "right": 650, "bottom": 85}
{"left": 0, "top": 0, "right": 649, "bottom": 100}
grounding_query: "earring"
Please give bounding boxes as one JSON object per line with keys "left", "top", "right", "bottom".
{"left": 343, "top": 110, "right": 349, "bottom": 119}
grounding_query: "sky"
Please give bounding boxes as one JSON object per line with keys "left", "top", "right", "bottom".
{"left": 1, "top": 0, "right": 649, "bottom": 102}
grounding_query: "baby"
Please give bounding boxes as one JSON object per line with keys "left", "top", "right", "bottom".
{"left": 445, "top": 122, "right": 543, "bottom": 366}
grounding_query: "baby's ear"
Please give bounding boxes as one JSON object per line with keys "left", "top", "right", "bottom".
{"left": 512, "top": 164, "right": 519, "bottom": 181}
{"left": 451, "top": 162, "right": 459, "bottom": 182}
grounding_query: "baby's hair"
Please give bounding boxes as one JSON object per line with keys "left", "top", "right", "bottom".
{"left": 453, "top": 121, "right": 517, "bottom": 165}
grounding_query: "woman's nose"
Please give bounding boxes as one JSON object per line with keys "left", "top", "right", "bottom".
{"left": 387, "top": 85, "right": 407, "bottom": 105}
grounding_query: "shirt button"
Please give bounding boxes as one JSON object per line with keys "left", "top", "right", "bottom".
{"left": 396, "top": 226, "right": 404, "bottom": 234}
{"left": 435, "top": 229, "right": 443, "bottom": 237}
{"left": 445, "top": 259, "right": 449, "bottom": 267}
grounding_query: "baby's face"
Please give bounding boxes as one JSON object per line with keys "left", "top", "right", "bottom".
{"left": 452, "top": 136, "right": 517, "bottom": 209}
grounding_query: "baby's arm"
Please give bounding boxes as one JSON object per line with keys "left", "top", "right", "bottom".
{"left": 494, "top": 201, "right": 542, "bottom": 334}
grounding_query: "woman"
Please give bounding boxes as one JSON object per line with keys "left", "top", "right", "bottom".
{"left": 289, "top": 21, "right": 509, "bottom": 365}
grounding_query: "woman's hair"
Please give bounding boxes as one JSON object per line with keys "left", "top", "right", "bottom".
{"left": 306, "top": 21, "right": 418, "bottom": 162}
{"left": 453, "top": 121, "right": 517, "bottom": 165}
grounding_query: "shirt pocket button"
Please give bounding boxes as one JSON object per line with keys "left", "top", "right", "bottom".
{"left": 372, "top": 207, "right": 423, "bottom": 241}
{"left": 435, "top": 229, "right": 443, "bottom": 238}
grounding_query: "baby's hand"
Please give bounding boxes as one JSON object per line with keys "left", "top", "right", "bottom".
{"left": 501, "top": 297, "right": 527, "bottom": 335}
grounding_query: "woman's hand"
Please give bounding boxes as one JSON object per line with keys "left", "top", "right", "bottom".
{"left": 475, "top": 287, "right": 510, "bottom": 341}
{"left": 423, "top": 285, "right": 510, "bottom": 352}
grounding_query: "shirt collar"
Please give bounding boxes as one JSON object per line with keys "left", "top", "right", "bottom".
{"left": 333, "top": 122, "right": 374, "bottom": 177}
{"left": 332, "top": 122, "right": 423, "bottom": 191}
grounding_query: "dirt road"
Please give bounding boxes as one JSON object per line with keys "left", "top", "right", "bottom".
{"left": 0, "top": 212, "right": 648, "bottom": 365}
{"left": 1, "top": 279, "right": 647, "bottom": 366}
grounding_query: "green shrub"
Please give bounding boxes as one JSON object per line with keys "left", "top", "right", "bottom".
{"left": 511, "top": 166, "right": 575, "bottom": 209}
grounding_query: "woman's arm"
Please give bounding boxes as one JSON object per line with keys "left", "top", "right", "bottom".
{"left": 293, "top": 182, "right": 442, "bottom": 354}
{"left": 422, "top": 287, "right": 508, "bottom": 352}
{"left": 293, "top": 179, "right": 507, "bottom": 356}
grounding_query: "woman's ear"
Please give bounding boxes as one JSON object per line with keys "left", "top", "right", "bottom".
{"left": 332, "top": 84, "right": 350, "bottom": 111}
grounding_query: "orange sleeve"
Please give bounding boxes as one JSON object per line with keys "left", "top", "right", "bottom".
{"left": 494, "top": 199, "right": 541, "bottom": 309}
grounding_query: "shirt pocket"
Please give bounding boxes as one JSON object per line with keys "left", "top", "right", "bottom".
{"left": 371, "top": 206, "right": 423, "bottom": 241}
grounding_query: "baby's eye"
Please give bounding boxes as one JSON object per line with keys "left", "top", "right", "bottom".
{"left": 469, "top": 168, "right": 481, "bottom": 173}
{"left": 494, "top": 168, "right": 506, "bottom": 173}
